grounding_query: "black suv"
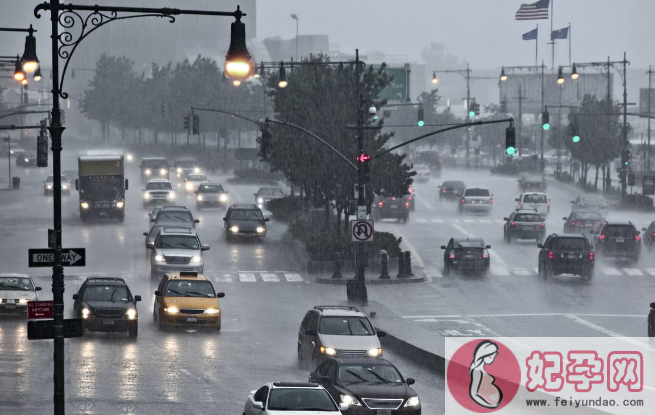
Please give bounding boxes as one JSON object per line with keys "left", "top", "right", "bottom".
{"left": 223, "top": 204, "right": 269, "bottom": 241}
{"left": 537, "top": 234, "right": 594, "bottom": 280}
{"left": 72, "top": 277, "right": 141, "bottom": 338}
{"left": 139, "top": 157, "right": 169, "bottom": 182}
{"left": 504, "top": 210, "right": 545, "bottom": 243}
{"left": 596, "top": 222, "right": 641, "bottom": 262}
{"left": 438, "top": 180, "right": 465, "bottom": 201}
{"left": 441, "top": 237, "right": 491, "bottom": 276}
{"left": 310, "top": 357, "right": 421, "bottom": 414}
{"left": 518, "top": 175, "right": 547, "bottom": 191}
{"left": 372, "top": 195, "right": 410, "bottom": 223}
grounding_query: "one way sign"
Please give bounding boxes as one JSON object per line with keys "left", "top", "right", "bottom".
{"left": 28, "top": 248, "right": 86, "bottom": 267}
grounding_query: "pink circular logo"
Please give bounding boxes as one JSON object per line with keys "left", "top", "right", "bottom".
{"left": 447, "top": 339, "right": 521, "bottom": 412}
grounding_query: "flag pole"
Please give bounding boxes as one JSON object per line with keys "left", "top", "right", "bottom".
{"left": 535, "top": 24, "right": 539, "bottom": 67}
{"left": 568, "top": 22, "right": 571, "bottom": 66}
{"left": 551, "top": 0, "right": 555, "bottom": 70}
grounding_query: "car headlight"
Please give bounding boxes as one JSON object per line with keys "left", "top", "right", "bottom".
{"left": 367, "top": 348, "right": 382, "bottom": 357}
{"left": 167, "top": 192, "right": 176, "bottom": 200}
{"left": 176, "top": 168, "right": 182, "bottom": 173}
{"left": 185, "top": 182, "right": 193, "bottom": 190}
{"left": 46, "top": 185, "right": 53, "bottom": 189}
{"left": 219, "top": 194, "right": 228, "bottom": 202}
{"left": 154, "top": 254, "right": 165, "bottom": 262}
{"left": 193, "top": 167, "right": 200, "bottom": 173}
{"left": 256, "top": 226, "right": 265, "bottom": 234}
{"left": 80, "top": 202, "right": 89, "bottom": 209}
{"left": 257, "top": 197, "right": 264, "bottom": 204}
{"left": 190, "top": 255, "right": 202, "bottom": 264}
{"left": 404, "top": 396, "right": 420, "bottom": 407}
{"left": 143, "top": 193, "right": 150, "bottom": 200}
{"left": 340, "top": 395, "right": 361, "bottom": 406}
{"left": 24, "top": 158, "right": 28, "bottom": 162}
{"left": 82, "top": 308, "right": 90, "bottom": 319}
{"left": 197, "top": 195, "right": 203, "bottom": 201}
{"left": 0, "top": 298, "right": 2, "bottom": 304}
{"left": 126, "top": 154, "right": 133, "bottom": 162}
{"left": 126, "top": 308, "right": 137, "bottom": 320}
{"left": 62, "top": 184, "right": 69, "bottom": 189}
{"left": 230, "top": 226, "right": 239, "bottom": 233}
{"left": 144, "top": 169, "right": 151, "bottom": 175}
{"left": 159, "top": 168, "right": 167, "bottom": 176}
{"left": 19, "top": 298, "right": 29, "bottom": 305}
{"left": 205, "top": 308, "right": 219, "bottom": 314}
{"left": 164, "top": 307, "right": 179, "bottom": 314}
{"left": 116, "top": 201, "right": 124, "bottom": 209}
{"left": 320, "top": 346, "right": 337, "bottom": 356}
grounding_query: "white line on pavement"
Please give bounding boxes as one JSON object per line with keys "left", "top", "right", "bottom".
{"left": 284, "top": 273, "right": 303, "bottom": 282}
{"left": 601, "top": 267, "right": 622, "bottom": 276}
{"left": 401, "top": 313, "right": 645, "bottom": 319}
{"left": 451, "top": 223, "right": 471, "bottom": 236}
{"left": 417, "top": 198, "right": 436, "bottom": 212}
{"left": 415, "top": 219, "right": 428, "bottom": 223}
{"left": 238, "top": 273, "right": 257, "bottom": 282}
{"left": 566, "top": 314, "right": 655, "bottom": 353}
{"left": 645, "top": 268, "right": 655, "bottom": 276}
{"left": 260, "top": 273, "right": 279, "bottom": 282}
{"left": 624, "top": 268, "right": 643, "bottom": 276}
{"left": 391, "top": 227, "right": 425, "bottom": 269}
{"left": 478, "top": 219, "right": 491, "bottom": 223}
{"left": 430, "top": 219, "right": 444, "bottom": 223}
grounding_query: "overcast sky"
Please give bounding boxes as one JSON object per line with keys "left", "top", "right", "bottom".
{"left": 258, "top": 0, "right": 655, "bottom": 70}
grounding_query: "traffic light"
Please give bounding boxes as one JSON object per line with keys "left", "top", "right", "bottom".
{"left": 570, "top": 123, "right": 580, "bottom": 143}
{"left": 474, "top": 102, "right": 480, "bottom": 116}
{"left": 417, "top": 106, "right": 424, "bottom": 127}
{"left": 37, "top": 120, "right": 48, "bottom": 168}
{"left": 542, "top": 110, "right": 550, "bottom": 131}
{"left": 183, "top": 114, "right": 190, "bottom": 133}
{"left": 505, "top": 125, "right": 516, "bottom": 156}
{"left": 469, "top": 100, "right": 480, "bottom": 117}
{"left": 627, "top": 172, "right": 636, "bottom": 187}
{"left": 192, "top": 114, "right": 199, "bottom": 135}
{"left": 621, "top": 148, "right": 631, "bottom": 167}
{"left": 258, "top": 119, "right": 272, "bottom": 160}
{"left": 357, "top": 153, "right": 371, "bottom": 184}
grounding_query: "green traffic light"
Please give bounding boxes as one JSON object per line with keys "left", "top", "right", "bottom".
{"left": 572, "top": 135, "right": 580, "bottom": 143}
{"left": 543, "top": 123, "right": 550, "bottom": 131}
{"left": 506, "top": 146, "right": 516, "bottom": 156}
{"left": 417, "top": 120, "right": 424, "bottom": 127}
{"left": 469, "top": 111, "right": 475, "bottom": 118}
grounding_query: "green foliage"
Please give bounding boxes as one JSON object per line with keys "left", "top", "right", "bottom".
{"left": 266, "top": 196, "right": 305, "bottom": 223}
{"left": 304, "top": 231, "right": 402, "bottom": 262}
{"left": 233, "top": 168, "right": 284, "bottom": 182}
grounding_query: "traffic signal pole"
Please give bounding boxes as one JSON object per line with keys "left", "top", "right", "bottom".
{"left": 354, "top": 49, "right": 368, "bottom": 305}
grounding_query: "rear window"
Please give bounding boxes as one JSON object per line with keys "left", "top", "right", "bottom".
{"left": 455, "top": 241, "right": 484, "bottom": 248}
{"left": 414, "top": 165, "right": 429, "bottom": 171}
{"left": 443, "top": 181, "right": 465, "bottom": 188}
{"left": 581, "top": 195, "right": 605, "bottom": 204}
{"left": 554, "top": 238, "right": 587, "bottom": 251}
{"left": 464, "top": 188, "right": 490, "bottom": 197}
{"left": 523, "top": 194, "right": 547, "bottom": 203}
{"left": 515, "top": 214, "right": 542, "bottom": 222}
{"left": 604, "top": 225, "right": 635, "bottom": 238}
{"left": 526, "top": 177, "right": 544, "bottom": 183}
{"left": 572, "top": 212, "right": 602, "bottom": 221}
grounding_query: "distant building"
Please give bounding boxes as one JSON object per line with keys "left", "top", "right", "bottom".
{"left": 263, "top": 35, "right": 330, "bottom": 61}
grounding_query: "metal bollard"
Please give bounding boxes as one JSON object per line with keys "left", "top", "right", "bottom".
{"left": 332, "top": 252, "right": 343, "bottom": 279}
{"left": 396, "top": 251, "right": 406, "bottom": 278}
{"left": 379, "top": 250, "right": 390, "bottom": 279}
{"left": 404, "top": 250, "right": 413, "bottom": 277}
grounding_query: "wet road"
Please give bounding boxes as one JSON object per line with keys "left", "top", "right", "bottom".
{"left": 0, "top": 152, "right": 442, "bottom": 414}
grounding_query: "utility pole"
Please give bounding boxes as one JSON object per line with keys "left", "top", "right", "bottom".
{"left": 621, "top": 52, "right": 629, "bottom": 199}
{"left": 648, "top": 65, "right": 653, "bottom": 172}
{"left": 514, "top": 82, "right": 528, "bottom": 156}
{"left": 354, "top": 49, "right": 368, "bottom": 305}
{"left": 465, "top": 63, "right": 471, "bottom": 167}
{"left": 540, "top": 63, "right": 545, "bottom": 171}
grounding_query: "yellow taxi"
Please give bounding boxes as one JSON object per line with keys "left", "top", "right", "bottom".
{"left": 153, "top": 272, "right": 225, "bottom": 331}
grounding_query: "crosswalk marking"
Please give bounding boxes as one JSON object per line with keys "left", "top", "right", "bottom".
{"left": 416, "top": 219, "right": 428, "bottom": 223}
{"left": 645, "top": 268, "right": 655, "bottom": 277}
{"left": 513, "top": 268, "right": 531, "bottom": 276}
{"left": 601, "top": 267, "right": 622, "bottom": 276}
{"left": 624, "top": 268, "right": 643, "bottom": 276}
{"left": 261, "top": 273, "right": 279, "bottom": 282}
{"left": 463, "top": 219, "right": 476, "bottom": 223}
{"left": 238, "top": 273, "right": 257, "bottom": 282}
{"left": 431, "top": 219, "right": 444, "bottom": 223}
{"left": 479, "top": 219, "right": 491, "bottom": 223}
{"left": 495, "top": 220, "right": 505, "bottom": 224}
{"left": 284, "top": 273, "right": 303, "bottom": 282}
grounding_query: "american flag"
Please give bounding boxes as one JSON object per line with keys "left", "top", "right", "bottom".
{"left": 515, "top": 0, "right": 550, "bottom": 20}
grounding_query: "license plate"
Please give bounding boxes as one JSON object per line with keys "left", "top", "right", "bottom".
{"left": 567, "top": 254, "right": 578, "bottom": 259}
{"left": 103, "top": 319, "right": 115, "bottom": 325}
{"left": 616, "top": 238, "right": 625, "bottom": 243}
{"left": 390, "top": 205, "right": 398, "bottom": 209}
{"left": 585, "top": 223, "right": 594, "bottom": 227}
{"left": 187, "top": 317, "right": 198, "bottom": 323}
{"left": 6, "top": 303, "right": 16, "bottom": 309}
{"left": 377, "top": 411, "right": 391, "bottom": 415}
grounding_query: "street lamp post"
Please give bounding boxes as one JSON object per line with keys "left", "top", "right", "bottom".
{"left": 290, "top": 13, "right": 299, "bottom": 61}
{"left": 33, "top": 2, "right": 251, "bottom": 414}
{"left": 646, "top": 66, "right": 654, "bottom": 172}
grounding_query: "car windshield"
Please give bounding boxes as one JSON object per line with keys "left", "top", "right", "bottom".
{"left": 414, "top": 165, "right": 429, "bottom": 171}
{"left": 338, "top": 363, "right": 403, "bottom": 383}
{"left": 267, "top": 389, "right": 337, "bottom": 412}
{"left": 526, "top": 177, "right": 543, "bottom": 183}
{"left": 572, "top": 212, "right": 602, "bottom": 221}
{"left": 580, "top": 195, "right": 605, "bottom": 204}
{"left": 515, "top": 214, "right": 542, "bottom": 222}
{"left": 258, "top": 188, "right": 284, "bottom": 196}
{"left": 146, "top": 182, "right": 172, "bottom": 190}
{"left": 554, "top": 238, "right": 587, "bottom": 251}
{"left": 175, "top": 161, "right": 196, "bottom": 168}
{"left": 455, "top": 241, "right": 484, "bottom": 248}
{"left": 0, "top": 277, "right": 34, "bottom": 291}
{"left": 464, "top": 188, "right": 490, "bottom": 197}
{"left": 198, "top": 184, "right": 224, "bottom": 193}
{"left": 83, "top": 285, "right": 130, "bottom": 302}
{"left": 523, "top": 194, "right": 548, "bottom": 203}
{"left": 46, "top": 176, "right": 68, "bottom": 182}
{"left": 156, "top": 212, "right": 193, "bottom": 223}
{"left": 156, "top": 235, "right": 199, "bottom": 249}
{"left": 165, "top": 280, "right": 214, "bottom": 297}
{"left": 229, "top": 209, "right": 264, "bottom": 220}
{"left": 604, "top": 225, "right": 635, "bottom": 238}
{"left": 319, "top": 316, "right": 374, "bottom": 335}
{"left": 187, "top": 175, "right": 207, "bottom": 181}
{"left": 142, "top": 159, "right": 167, "bottom": 168}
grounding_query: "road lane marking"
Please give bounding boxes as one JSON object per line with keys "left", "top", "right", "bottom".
{"left": 478, "top": 219, "right": 491, "bottom": 223}
{"left": 238, "top": 273, "right": 257, "bottom": 282}
{"left": 566, "top": 314, "right": 655, "bottom": 353}
{"left": 463, "top": 219, "right": 476, "bottom": 223}
{"left": 390, "top": 227, "right": 425, "bottom": 269}
{"left": 623, "top": 268, "right": 643, "bottom": 276}
{"left": 645, "top": 268, "right": 655, "bottom": 276}
{"left": 513, "top": 268, "right": 531, "bottom": 276}
{"left": 451, "top": 223, "right": 471, "bottom": 236}
{"left": 417, "top": 198, "right": 436, "bottom": 212}
{"left": 260, "top": 273, "right": 279, "bottom": 282}
{"left": 601, "top": 267, "right": 622, "bottom": 276}
{"left": 533, "top": 267, "right": 539, "bottom": 274}
{"left": 284, "top": 273, "right": 303, "bottom": 282}
{"left": 430, "top": 219, "right": 443, "bottom": 223}
{"left": 494, "top": 220, "right": 505, "bottom": 224}
{"left": 415, "top": 219, "right": 428, "bottom": 223}
{"left": 214, "top": 273, "right": 233, "bottom": 283}
{"left": 402, "top": 313, "right": 645, "bottom": 319}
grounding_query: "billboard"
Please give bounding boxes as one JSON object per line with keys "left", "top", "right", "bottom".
{"left": 377, "top": 66, "right": 408, "bottom": 102}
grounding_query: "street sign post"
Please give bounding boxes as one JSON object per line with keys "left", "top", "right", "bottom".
{"left": 357, "top": 205, "right": 367, "bottom": 220}
{"left": 27, "top": 318, "right": 84, "bottom": 340}
{"left": 28, "top": 300, "right": 54, "bottom": 319}
{"left": 28, "top": 248, "right": 86, "bottom": 267}
{"left": 351, "top": 219, "right": 374, "bottom": 242}
{"left": 643, "top": 175, "right": 655, "bottom": 196}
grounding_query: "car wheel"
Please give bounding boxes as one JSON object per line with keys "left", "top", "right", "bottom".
{"left": 443, "top": 263, "right": 451, "bottom": 277}
{"left": 582, "top": 269, "right": 594, "bottom": 282}
{"left": 214, "top": 324, "right": 221, "bottom": 332}
{"left": 152, "top": 310, "right": 157, "bottom": 324}
{"left": 538, "top": 262, "right": 548, "bottom": 279}
{"left": 507, "top": 233, "right": 513, "bottom": 244}
{"left": 649, "top": 322, "right": 655, "bottom": 338}
{"left": 80, "top": 212, "right": 88, "bottom": 222}
{"left": 297, "top": 348, "right": 305, "bottom": 369}
{"left": 311, "top": 352, "right": 319, "bottom": 370}
{"left": 128, "top": 324, "right": 138, "bottom": 339}
{"left": 157, "top": 314, "right": 165, "bottom": 331}
{"left": 118, "top": 212, "right": 125, "bottom": 223}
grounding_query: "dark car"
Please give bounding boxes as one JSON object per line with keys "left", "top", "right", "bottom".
{"left": 372, "top": 195, "right": 410, "bottom": 223}
{"left": 649, "top": 302, "right": 655, "bottom": 337}
{"left": 254, "top": 187, "right": 285, "bottom": 210}
{"left": 595, "top": 222, "right": 641, "bottom": 262}
{"left": 641, "top": 221, "right": 655, "bottom": 251}
{"left": 571, "top": 194, "right": 609, "bottom": 215}
{"left": 563, "top": 211, "right": 604, "bottom": 235}
{"left": 441, "top": 237, "right": 490, "bottom": 276}
{"left": 438, "top": 180, "right": 465, "bottom": 201}
{"left": 407, "top": 186, "right": 416, "bottom": 210}
{"left": 537, "top": 234, "right": 595, "bottom": 280}
{"left": 196, "top": 183, "right": 229, "bottom": 210}
{"left": 417, "top": 150, "right": 442, "bottom": 174}
{"left": 72, "top": 277, "right": 141, "bottom": 338}
{"left": 139, "top": 157, "right": 169, "bottom": 182}
{"left": 310, "top": 357, "right": 421, "bottom": 415}
{"left": 173, "top": 159, "right": 201, "bottom": 179}
{"left": 504, "top": 210, "right": 546, "bottom": 243}
{"left": 224, "top": 204, "right": 269, "bottom": 241}
{"left": 150, "top": 206, "right": 199, "bottom": 229}
{"left": 518, "top": 175, "right": 547, "bottom": 191}
{"left": 17, "top": 151, "right": 37, "bottom": 167}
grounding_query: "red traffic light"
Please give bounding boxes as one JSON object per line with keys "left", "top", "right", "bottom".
{"left": 356, "top": 153, "right": 371, "bottom": 163}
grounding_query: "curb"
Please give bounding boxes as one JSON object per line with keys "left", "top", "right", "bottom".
{"left": 315, "top": 275, "right": 426, "bottom": 285}
{"left": 378, "top": 330, "right": 445, "bottom": 376}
